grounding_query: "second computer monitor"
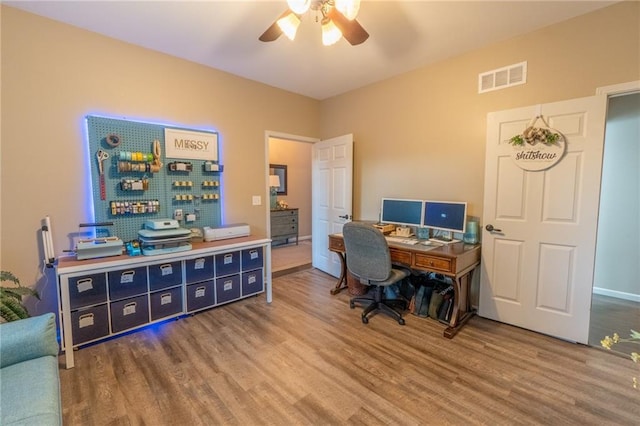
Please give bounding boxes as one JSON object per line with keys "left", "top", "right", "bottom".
{"left": 380, "top": 198, "right": 424, "bottom": 227}
{"left": 422, "top": 200, "right": 467, "bottom": 234}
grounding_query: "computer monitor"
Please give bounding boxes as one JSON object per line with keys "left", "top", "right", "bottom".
{"left": 422, "top": 200, "right": 467, "bottom": 240}
{"left": 380, "top": 198, "right": 424, "bottom": 227}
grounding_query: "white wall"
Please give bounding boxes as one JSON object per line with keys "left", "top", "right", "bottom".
{"left": 593, "top": 93, "right": 640, "bottom": 300}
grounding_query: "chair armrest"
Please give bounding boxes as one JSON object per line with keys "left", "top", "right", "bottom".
{"left": 0, "top": 313, "right": 59, "bottom": 368}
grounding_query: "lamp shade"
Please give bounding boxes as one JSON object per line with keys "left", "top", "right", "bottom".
{"left": 335, "top": 0, "right": 360, "bottom": 20}
{"left": 277, "top": 12, "right": 301, "bottom": 40}
{"left": 269, "top": 175, "right": 281, "bottom": 188}
{"left": 287, "top": 0, "right": 311, "bottom": 15}
{"left": 322, "top": 18, "right": 342, "bottom": 46}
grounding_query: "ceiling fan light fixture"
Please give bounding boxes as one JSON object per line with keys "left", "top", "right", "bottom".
{"left": 287, "top": 0, "right": 311, "bottom": 15}
{"left": 335, "top": 0, "right": 360, "bottom": 20}
{"left": 321, "top": 18, "right": 342, "bottom": 46}
{"left": 277, "top": 12, "right": 301, "bottom": 40}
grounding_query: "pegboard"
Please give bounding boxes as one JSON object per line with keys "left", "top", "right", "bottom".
{"left": 87, "top": 115, "right": 222, "bottom": 242}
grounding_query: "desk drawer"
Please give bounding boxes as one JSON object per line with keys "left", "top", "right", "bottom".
{"left": 415, "top": 254, "right": 452, "bottom": 273}
{"left": 390, "top": 248, "right": 412, "bottom": 266}
{"left": 329, "top": 236, "right": 345, "bottom": 252}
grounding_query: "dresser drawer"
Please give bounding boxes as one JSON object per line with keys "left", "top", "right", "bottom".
{"left": 414, "top": 253, "right": 453, "bottom": 273}
{"left": 271, "top": 209, "right": 298, "bottom": 219}
{"left": 271, "top": 223, "right": 298, "bottom": 235}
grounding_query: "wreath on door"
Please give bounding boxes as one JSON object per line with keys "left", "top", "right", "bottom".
{"left": 509, "top": 115, "right": 564, "bottom": 146}
{"left": 507, "top": 115, "right": 566, "bottom": 171}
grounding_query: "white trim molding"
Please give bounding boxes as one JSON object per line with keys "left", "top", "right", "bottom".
{"left": 596, "top": 80, "right": 640, "bottom": 96}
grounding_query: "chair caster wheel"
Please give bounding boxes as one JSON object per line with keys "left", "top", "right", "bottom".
{"left": 362, "top": 316, "right": 369, "bottom": 324}
{"left": 398, "top": 318, "right": 405, "bottom": 325}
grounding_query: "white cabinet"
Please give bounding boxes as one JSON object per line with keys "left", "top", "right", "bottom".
{"left": 57, "top": 237, "right": 270, "bottom": 368}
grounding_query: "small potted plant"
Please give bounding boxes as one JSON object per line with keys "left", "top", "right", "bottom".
{"left": 601, "top": 330, "right": 640, "bottom": 390}
{"left": 0, "top": 270, "right": 40, "bottom": 322}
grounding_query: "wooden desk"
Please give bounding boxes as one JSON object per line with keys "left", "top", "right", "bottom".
{"left": 328, "top": 234, "right": 480, "bottom": 338}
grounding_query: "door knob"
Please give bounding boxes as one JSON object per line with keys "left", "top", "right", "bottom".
{"left": 338, "top": 214, "right": 351, "bottom": 220}
{"left": 485, "top": 224, "right": 502, "bottom": 232}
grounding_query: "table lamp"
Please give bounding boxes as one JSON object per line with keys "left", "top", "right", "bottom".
{"left": 269, "top": 175, "right": 281, "bottom": 209}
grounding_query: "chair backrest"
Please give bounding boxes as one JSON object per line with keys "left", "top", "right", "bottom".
{"left": 342, "top": 221, "right": 392, "bottom": 283}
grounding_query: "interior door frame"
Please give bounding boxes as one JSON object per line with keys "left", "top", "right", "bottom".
{"left": 264, "top": 130, "right": 319, "bottom": 238}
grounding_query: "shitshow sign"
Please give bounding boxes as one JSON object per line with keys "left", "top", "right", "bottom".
{"left": 509, "top": 123, "right": 565, "bottom": 171}
{"left": 511, "top": 142, "right": 565, "bottom": 171}
{"left": 165, "top": 128, "right": 218, "bottom": 161}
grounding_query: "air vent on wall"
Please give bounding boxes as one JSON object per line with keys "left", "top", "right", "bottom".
{"left": 479, "top": 61, "right": 527, "bottom": 94}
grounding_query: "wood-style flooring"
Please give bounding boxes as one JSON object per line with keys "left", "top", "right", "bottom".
{"left": 589, "top": 293, "right": 640, "bottom": 356}
{"left": 271, "top": 239, "right": 312, "bottom": 277}
{"left": 59, "top": 268, "right": 640, "bottom": 425}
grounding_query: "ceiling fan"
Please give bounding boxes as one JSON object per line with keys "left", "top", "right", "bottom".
{"left": 259, "top": 0, "right": 369, "bottom": 46}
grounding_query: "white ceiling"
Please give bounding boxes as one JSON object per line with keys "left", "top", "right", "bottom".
{"left": 6, "top": 0, "right": 616, "bottom": 100}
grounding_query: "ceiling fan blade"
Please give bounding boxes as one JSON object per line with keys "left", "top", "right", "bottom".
{"left": 327, "top": 7, "right": 369, "bottom": 46}
{"left": 259, "top": 10, "right": 290, "bottom": 42}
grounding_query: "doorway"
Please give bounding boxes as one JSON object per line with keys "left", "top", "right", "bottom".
{"left": 267, "top": 133, "right": 316, "bottom": 275}
{"left": 589, "top": 91, "right": 640, "bottom": 355}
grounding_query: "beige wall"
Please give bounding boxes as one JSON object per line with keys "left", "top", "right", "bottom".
{"left": 320, "top": 1, "right": 640, "bottom": 224}
{"left": 269, "top": 137, "right": 313, "bottom": 238}
{"left": 1, "top": 2, "right": 639, "bottom": 315}
{"left": 0, "top": 6, "right": 319, "bottom": 310}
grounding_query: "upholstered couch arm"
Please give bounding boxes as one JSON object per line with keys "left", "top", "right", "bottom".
{"left": 0, "top": 313, "right": 59, "bottom": 368}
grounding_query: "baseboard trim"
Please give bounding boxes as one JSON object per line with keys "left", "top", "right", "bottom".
{"left": 272, "top": 263, "right": 313, "bottom": 278}
{"left": 593, "top": 287, "right": 640, "bottom": 303}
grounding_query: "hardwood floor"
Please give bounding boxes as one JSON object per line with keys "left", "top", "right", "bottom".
{"left": 271, "top": 239, "right": 312, "bottom": 277}
{"left": 589, "top": 294, "right": 640, "bottom": 356}
{"left": 59, "top": 269, "right": 640, "bottom": 425}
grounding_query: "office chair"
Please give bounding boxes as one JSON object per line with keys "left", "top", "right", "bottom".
{"left": 342, "top": 221, "right": 410, "bottom": 325}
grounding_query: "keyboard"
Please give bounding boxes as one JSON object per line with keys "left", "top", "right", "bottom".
{"left": 385, "top": 236, "right": 419, "bottom": 245}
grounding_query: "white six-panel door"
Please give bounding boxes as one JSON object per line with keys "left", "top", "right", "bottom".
{"left": 311, "top": 134, "right": 353, "bottom": 277}
{"left": 480, "top": 95, "right": 607, "bottom": 343}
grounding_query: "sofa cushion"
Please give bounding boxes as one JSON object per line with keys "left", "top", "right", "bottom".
{"left": 0, "top": 313, "right": 59, "bottom": 368}
{"left": 0, "top": 355, "right": 62, "bottom": 425}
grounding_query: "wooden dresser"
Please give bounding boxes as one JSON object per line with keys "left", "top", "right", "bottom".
{"left": 270, "top": 208, "right": 298, "bottom": 245}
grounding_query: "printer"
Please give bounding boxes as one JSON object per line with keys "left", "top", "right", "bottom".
{"left": 203, "top": 223, "right": 250, "bottom": 241}
{"left": 138, "top": 219, "right": 192, "bottom": 256}
{"left": 76, "top": 237, "right": 124, "bottom": 260}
